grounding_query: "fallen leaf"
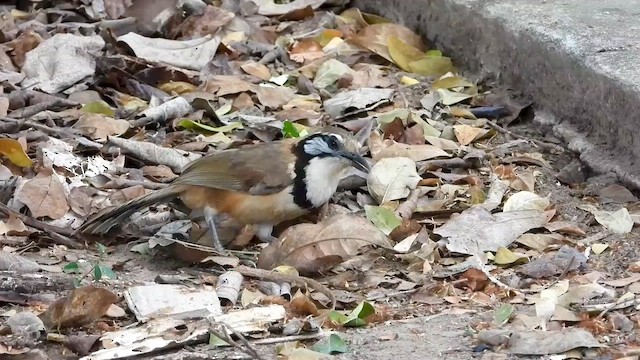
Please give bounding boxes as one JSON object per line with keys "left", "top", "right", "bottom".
{"left": 73, "top": 114, "right": 131, "bottom": 141}
{"left": 432, "top": 76, "right": 474, "bottom": 90}
{"left": 494, "top": 303, "right": 514, "bottom": 325}
{"left": 0, "top": 216, "right": 29, "bottom": 235}
{"left": 241, "top": 62, "right": 272, "bottom": 80}
{"left": 365, "top": 205, "right": 402, "bottom": 236}
{"left": 435, "top": 206, "right": 555, "bottom": 255}
{"left": 494, "top": 247, "right": 529, "bottom": 265}
{"left": 323, "top": 88, "right": 393, "bottom": 118}
{"left": 503, "top": 191, "right": 550, "bottom": 212}
{"left": 257, "top": 214, "right": 391, "bottom": 275}
{"left": 408, "top": 55, "right": 454, "bottom": 77}
{"left": 597, "top": 184, "right": 638, "bottom": 204}
{"left": 367, "top": 157, "right": 421, "bottom": 203}
{"left": 580, "top": 205, "right": 634, "bottom": 234}
{"left": 351, "top": 23, "right": 425, "bottom": 63}
{"left": 328, "top": 301, "right": 375, "bottom": 327}
{"left": 601, "top": 274, "right": 640, "bottom": 287}
{"left": 515, "top": 233, "right": 563, "bottom": 252}
{"left": 80, "top": 101, "right": 115, "bottom": 117}
{"left": 313, "top": 59, "right": 354, "bottom": 89}
{"left": 16, "top": 173, "right": 69, "bottom": 219}
{"left": 436, "top": 88, "right": 473, "bottom": 106}
{"left": 477, "top": 329, "right": 602, "bottom": 355}
{"left": 289, "top": 39, "right": 325, "bottom": 63}
{"left": 373, "top": 142, "right": 450, "bottom": 162}
{"left": 252, "top": 0, "right": 326, "bottom": 16}
{"left": 312, "top": 333, "right": 348, "bottom": 354}
{"left": 21, "top": 34, "right": 105, "bottom": 94}
{"left": 157, "top": 81, "right": 197, "bottom": 95}
{"left": 591, "top": 243, "right": 609, "bottom": 254}
{"left": 387, "top": 36, "right": 426, "bottom": 72}
{"left": 452, "top": 124, "right": 487, "bottom": 145}
{"left": 0, "top": 138, "right": 33, "bottom": 167}
{"left": 117, "top": 33, "right": 221, "bottom": 71}
{"left": 39, "top": 286, "right": 118, "bottom": 330}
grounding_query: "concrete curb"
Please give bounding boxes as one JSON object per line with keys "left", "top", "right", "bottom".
{"left": 351, "top": 0, "right": 640, "bottom": 189}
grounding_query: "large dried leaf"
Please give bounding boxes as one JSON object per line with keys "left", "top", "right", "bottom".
{"left": 256, "top": 214, "right": 391, "bottom": 275}
{"left": 39, "top": 286, "right": 118, "bottom": 330}
{"left": 435, "top": 206, "right": 555, "bottom": 255}
{"left": 21, "top": 34, "right": 104, "bottom": 94}
{"left": 117, "top": 33, "right": 221, "bottom": 71}
{"left": 372, "top": 142, "right": 450, "bottom": 162}
{"left": 351, "top": 23, "right": 425, "bottom": 63}
{"left": 15, "top": 173, "right": 69, "bottom": 219}
{"left": 387, "top": 36, "right": 426, "bottom": 72}
{"left": 478, "top": 329, "right": 602, "bottom": 355}
{"left": 323, "top": 88, "right": 393, "bottom": 118}
{"left": 367, "top": 157, "right": 421, "bottom": 203}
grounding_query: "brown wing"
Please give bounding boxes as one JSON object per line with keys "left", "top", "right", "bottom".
{"left": 173, "top": 138, "right": 299, "bottom": 195}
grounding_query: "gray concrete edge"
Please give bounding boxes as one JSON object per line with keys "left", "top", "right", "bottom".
{"left": 350, "top": 0, "right": 640, "bottom": 190}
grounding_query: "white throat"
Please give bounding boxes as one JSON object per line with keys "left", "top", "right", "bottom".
{"left": 303, "top": 157, "right": 350, "bottom": 207}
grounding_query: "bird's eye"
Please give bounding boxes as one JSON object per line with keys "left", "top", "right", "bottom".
{"left": 327, "top": 137, "right": 339, "bottom": 151}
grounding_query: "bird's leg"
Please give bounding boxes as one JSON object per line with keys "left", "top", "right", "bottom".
{"left": 255, "top": 224, "right": 278, "bottom": 243}
{"left": 204, "top": 207, "right": 226, "bottom": 253}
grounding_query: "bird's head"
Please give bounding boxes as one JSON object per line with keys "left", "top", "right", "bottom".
{"left": 298, "top": 128, "right": 370, "bottom": 173}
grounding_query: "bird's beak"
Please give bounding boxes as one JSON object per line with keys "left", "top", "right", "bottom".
{"left": 339, "top": 151, "right": 371, "bottom": 173}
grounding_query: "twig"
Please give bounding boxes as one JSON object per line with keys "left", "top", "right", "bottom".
{"left": 486, "top": 120, "right": 564, "bottom": 153}
{"left": 7, "top": 99, "right": 79, "bottom": 119}
{"left": 417, "top": 158, "right": 476, "bottom": 173}
{"left": 235, "top": 265, "right": 336, "bottom": 310}
{"left": 99, "top": 178, "right": 169, "bottom": 190}
{"left": 209, "top": 322, "right": 266, "bottom": 360}
{"left": 249, "top": 331, "right": 325, "bottom": 345}
{"left": 0, "top": 202, "right": 84, "bottom": 249}
{"left": 366, "top": 288, "right": 419, "bottom": 301}
{"left": 395, "top": 188, "right": 422, "bottom": 220}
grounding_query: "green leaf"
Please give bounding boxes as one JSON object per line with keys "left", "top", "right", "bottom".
{"left": 63, "top": 262, "right": 79, "bottom": 274}
{"left": 177, "top": 119, "right": 243, "bottom": 134}
{"left": 327, "top": 311, "right": 349, "bottom": 324}
{"left": 365, "top": 205, "right": 401, "bottom": 235}
{"left": 96, "top": 242, "right": 107, "bottom": 255}
{"left": 329, "top": 301, "right": 376, "bottom": 327}
{"left": 282, "top": 121, "right": 300, "bottom": 138}
{"left": 96, "top": 265, "right": 116, "bottom": 280}
{"left": 93, "top": 265, "right": 102, "bottom": 281}
{"left": 494, "top": 303, "right": 514, "bottom": 325}
{"left": 343, "top": 301, "right": 375, "bottom": 327}
{"left": 312, "top": 334, "right": 348, "bottom": 354}
{"left": 81, "top": 101, "right": 115, "bottom": 117}
{"left": 209, "top": 334, "right": 229, "bottom": 348}
{"left": 424, "top": 49, "right": 443, "bottom": 57}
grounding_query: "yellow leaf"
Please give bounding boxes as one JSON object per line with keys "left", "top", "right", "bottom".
{"left": 387, "top": 36, "right": 426, "bottom": 72}
{"left": 591, "top": 243, "right": 609, "bottom": 254}
{"left": 117, "top": 94, "right": 147, "bottom": 111}
{"left": 240, "top": 62, "right": 271, "bottom": 80}
{"left": 315, "top": 29, "right": 343, "bottom": 47}
{"left": 158, "top": 81, "right": 197, "bottom": 95}
{"left": 432, "top": 76, "right": 474, "bottom": 90}
{"left": 408, "top": 56, "right": 454, "bottom": 77}
{"left": 361, "top": 12, "right": 392, "bottom": 24}
{"left": 494, "top": 247, "right": 528, "bottom": 265}
{"left": 453, "top": 124, "right": 487, "bottom": 146}
{"left": 449, "top": 107, "right": 477, "bottom": 119}
{"left": 339, "top": 8, "right": 368, "bottom": 27}
{"left": 400, "top": 76, "right": 420, "bottom": 85}
{"left": 273, "top": 265, "right": 299, "bottom": 276}
{"left": 81, "top": 101, "right": 115, "bottom": 117}
{"left": 0, "top": 138, "right": 33, "bottom": 167}
{"left": 351, "top": 23, "right": 425, "bottom": 64}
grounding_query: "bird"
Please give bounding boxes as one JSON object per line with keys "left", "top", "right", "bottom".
{"left": 76, "top": 126, "right": 370, "bottom": 253}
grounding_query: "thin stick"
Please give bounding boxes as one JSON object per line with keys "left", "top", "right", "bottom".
{"left": 366, "top": 288, "right": 419, "bottom": 301}
{"left": 209, "top": 322, "right": 266, "bottom": 360}
{"left": 486, "top": 120, "right": 564, "bottom": 153}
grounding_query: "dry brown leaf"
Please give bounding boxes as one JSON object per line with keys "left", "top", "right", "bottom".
{"left": 255, "top": 85, "right": 296, "bottom": 109}
{"left": 73, "top": 114, "right": 131, "bottom": 141}
{"left": 351, "top": 23, "right": 425, "bottom": 63}
{"left": 180, "top": 5, "right": 235, "bottom": 38}
{"left": 16, "top": 172, "right": 69, "bottom": 219}
{"left": 257, "top": 214, "right": 391, "bottom": 275}
{"left": 289, "top": 39, "right": 325, "bottom": 63}
{"left": 241, "top": 62, "right": 272, "bottom": 80}
{"left": 39, "top": 286, "right": 118, "bottom": 330}
{"left": 544, "top": 221, "right": 587, "bottom": 236}
{"left": 373, "top": 141, "right": 450, "bottom": 162}
{"left": 453, "top": 124, "right": 488, "bottom": 146}
{"left": 202, "top": 75, "right": 254, "bottom": 96}
{"left": 0, "top": 216, "right": 29, "bottom": 235}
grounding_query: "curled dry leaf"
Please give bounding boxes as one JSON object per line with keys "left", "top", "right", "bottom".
{"left": 107, "top": 137, "right": 202, "bottom": 173}
{"left": 117, "top": 33, "right": 221, "bottom": 71}
{"left": 73, "top": 114, "right": 131, "bottom": 141}
{"left": 503, "top": 191, "right": 550, "bottom": 212}
{"left": 367, "top": 157, "right": 421, "bottom": 203}
{"left": 216, "top": 271, "right": 243, "bottom": 306}
{"left": 435, "top": 206, "right": 555, "bottom": 255}
{"left": 257, "top": 214, "right": 392, "bottom": 275}
{"left": 21, "top": 34, "right": 105, "bottom": 94}
{"left": 351, "top": 23, "right": 425, "bottom": 64}
{"left": 372, "top": 141, "right": 450, "bottom": 162}
{"left": 39, "top": 285, "right": 118, "bottom": 330}
{"left": 16, "top": 172, "right": 69, "bottom": 219}
{"left": 452, "top": 124, "right": 488, "bottom": 146}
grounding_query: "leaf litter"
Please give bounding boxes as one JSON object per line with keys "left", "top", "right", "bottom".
{"left": 0, "top": 1, "right": 637, "bottom": 359}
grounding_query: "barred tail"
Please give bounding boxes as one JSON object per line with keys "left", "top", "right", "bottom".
{"left": 77, "top": 186, "right": 180, "bottom": 235}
